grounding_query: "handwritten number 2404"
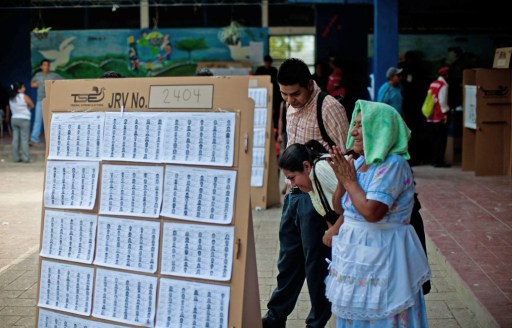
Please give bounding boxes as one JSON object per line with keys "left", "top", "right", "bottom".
{"left": 162, "top": 89, "right": 201, "bottom": 103}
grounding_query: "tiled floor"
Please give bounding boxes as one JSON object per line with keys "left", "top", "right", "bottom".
{"left": 412, "top": 164, "right": 512, "bottom": 327}
{"left": 1, "top": 133, "right": 511, "bottom": 327}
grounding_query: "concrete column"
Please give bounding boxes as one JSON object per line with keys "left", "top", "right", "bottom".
{"left": 373, "top": 0, "right": 399, "bottom": 93}
{"left": 140, "top": 0, "right": 149, "bottom": 29}
{"left": 262, "top": 0, "right": 268, "bottom": 27}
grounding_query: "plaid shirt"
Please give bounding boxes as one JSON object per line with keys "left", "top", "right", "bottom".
{"left": 286, "top": 82, "right": 350, "bottom": 152}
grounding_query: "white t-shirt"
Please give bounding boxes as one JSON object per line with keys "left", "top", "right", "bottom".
{"left": 9, "top": 93, "right": 31, "bottom": 120}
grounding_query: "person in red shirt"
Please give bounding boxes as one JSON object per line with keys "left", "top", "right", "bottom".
{"left": 426, "top": 66, "right": 451, "bottom": 167}
{"left": 326, "top": 57, "right": 345, "bottom": 98}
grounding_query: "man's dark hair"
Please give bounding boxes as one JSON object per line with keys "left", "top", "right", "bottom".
{"left": 277, "top": 58, "right": 311, "bottom": 88}
{"left": 264, "top": 54, "right": 273, "bottom": 63}
{"left": 40, "top": 58, "right": 50, "bottom": 66}
{"left": 101, "top": 71, "right": 124, "bottom": 78}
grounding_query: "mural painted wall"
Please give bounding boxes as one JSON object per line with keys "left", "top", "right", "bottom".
{"left": 31, "top": 26, "right": 268, "bottom": 79}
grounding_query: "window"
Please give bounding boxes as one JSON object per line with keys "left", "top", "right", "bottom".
{"left": 269, "top": 35, "right": 316, "bottom": 72}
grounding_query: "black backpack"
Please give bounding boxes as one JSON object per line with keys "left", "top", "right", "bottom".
{"left": 311, "top": 157, "right": 339, "bottom": 226}
{"left": 316, "top": 91, "right": 344, "bottom": 148}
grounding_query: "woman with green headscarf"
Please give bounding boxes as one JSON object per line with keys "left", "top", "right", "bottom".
{"left": 325, "top": 100, "right": 431, "bottom": 327}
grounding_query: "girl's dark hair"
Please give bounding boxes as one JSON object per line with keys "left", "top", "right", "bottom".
{"left": 278, "top": 140, "right": 327, "bottom": 172}
{"left": 277, "top": 58, "right": 312, "bottom": 88}
{"left": 9, "top": 82, "right": 24, "bottom": 100}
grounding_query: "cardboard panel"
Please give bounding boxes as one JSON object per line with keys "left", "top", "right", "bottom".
{"left": 462, "top": 69, "right": 477, "bottom": 171}
{"left": 36, "top": 76, "right": 262, "bottom": 328}
{"left": 473, "top": 69, "right": 512, "bottom": 176}
{"left": 248, "top": 76, "right": 281, "bottom": 209}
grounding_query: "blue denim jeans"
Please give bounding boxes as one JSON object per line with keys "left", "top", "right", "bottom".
{"left": 30, "top": 101, "right": 43, "bottom": 143}
{"left": 264, "top": 188, "right": 332, "bottom": 327}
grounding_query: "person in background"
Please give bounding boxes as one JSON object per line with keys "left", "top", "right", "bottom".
{"left": 255, "top": 54, "right": 281, "bottom": 131}
{"left": 262, "top": 57, "right": 350, "bottom": 328}
{"left": 445, "top": 47, "right": 464, "bottom": 112}
{"left": 377, "top": 66, "right": 404, "bottom": 115}
{"left": 30, "top": 59, "right": 62, "bottom": 145}
{"left": 0, "top": 88, "right": 10, "bottom": 136}
{"left": 426, "top": 66, "right": 451, "bottom": 168}
{"left": 399, "top": 51, "right": 430, "bottom": 166}
{"left": 312, "top": 61, "right": 329, "bottom": 92}
{"left": 326, "top": 57, "right": 345, "bottom": 98}
{"left": 326, "top": 100, "right": 431, "bottom": 327}
{"left": 8, "top": 82, "right": 34, "bottom": 163}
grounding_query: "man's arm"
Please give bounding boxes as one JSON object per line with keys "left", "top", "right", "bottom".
{"left": 31, "top": 73, "right": 39, "bottom": 88}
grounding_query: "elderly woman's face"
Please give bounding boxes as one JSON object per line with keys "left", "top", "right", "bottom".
{"left": 350, "top": 112, "right": 364, "bottom": 154}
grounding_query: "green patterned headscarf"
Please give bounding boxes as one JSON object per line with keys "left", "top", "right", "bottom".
{"left": 346, "top": 100, "right": 411, "bottom": 164}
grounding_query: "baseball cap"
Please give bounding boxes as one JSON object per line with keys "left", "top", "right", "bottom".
{"left": 438, "top": 66, "right": 449, "bottom": 75}
{"left": 386, "top": 67, "right": 403, "bottom": 79}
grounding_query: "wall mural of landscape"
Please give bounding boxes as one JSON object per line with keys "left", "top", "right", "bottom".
{"left": 31, "top": 24, "right": 268, "bottom": 78}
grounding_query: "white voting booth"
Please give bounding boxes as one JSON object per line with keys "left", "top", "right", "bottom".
{"left": 36, "top": 76, "right": 262, "bottom": 328}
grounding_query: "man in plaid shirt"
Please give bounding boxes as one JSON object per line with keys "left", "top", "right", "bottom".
{"left": 263, "top": 58, "right": 350, "bottom": 328}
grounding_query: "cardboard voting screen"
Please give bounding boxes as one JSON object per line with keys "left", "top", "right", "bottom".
{"left": 37, "top": 76, "right": 262, "bottom": 328}
{"left": 248, "top": 76, "right": 281, "bottom": 210}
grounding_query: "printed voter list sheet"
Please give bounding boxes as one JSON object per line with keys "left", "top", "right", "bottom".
{"left": 162, "top": 112, "right": 236, "bottom": 166}
{"left": 248, "top": 87, "right": 267, "bottom": 110}
{"left": 251, "top": 147, "right": 265, "bottom": 187}
{"left": 38, "top": 309, "right": 128, "bottom": 328}
{"left": 38, "top": 260, "right": 94, "bottom": 316}
{"left": 253, "top": 107, "right": 267, "bottom": 128}
{"left": 161, "top": 223, "right": 234, "bottom": 281}
{"left": 48, "top": 112, "right": 105, "bottom": 161}
{"left": 155, "top": 278, "right": 230, "bottom": 328}
{"left": 102, "top": 112, "right": 164, "bottom": 163}
{"left": 253, "top": 127, "right": 266, "bottom": 148}
{"left": 40, "top": 210, "right": 97, "bottom": 264}
{"left": 94, "top": 216, "right": 160, "bottom": 273}
{"left": 99, "top": 164, "right": 164, "bottom": 218}
{"left": 92, "top": 268, "right": 157, "bottom": 327}
{"left": 249, "top": 88, "right": 268, "bottom": 187}
{"left": 161, "top": 166, "right": 236, "bottom": 224}
{"left": 44, "top": 161, "right": 100, "bottom": 210}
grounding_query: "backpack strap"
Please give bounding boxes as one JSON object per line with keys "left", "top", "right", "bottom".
{"left": 316, "top": 91, "right": 336, "bottom": 149}
{"left": 312, "top": 158, "right": 338, "bottom": 225}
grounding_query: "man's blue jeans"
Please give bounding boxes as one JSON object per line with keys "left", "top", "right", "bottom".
{"left": 30, "top": 101, "right": 43, "bottom": 143}
{"left": 264, "top": 188, "right": 332, "bottom": 327}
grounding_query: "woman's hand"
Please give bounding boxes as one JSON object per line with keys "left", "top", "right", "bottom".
{"left": 323, "top": 225, "right": 337, "bottom": 247}
{"left": 323, "top": 216, "right": 343, "bottom": 247}
{"left": 328, "top": 145, "right": 357, "bottom": 188}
